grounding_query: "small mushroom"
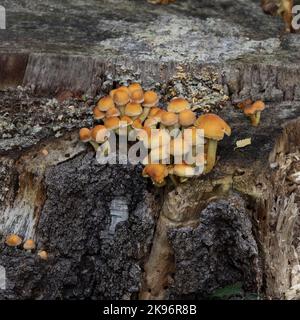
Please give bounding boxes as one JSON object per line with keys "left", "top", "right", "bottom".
{"left": 104, "top": 117, "right": 121, "bottom": 132}
{"left": 195, "top": 113, "right": 231, "bottom": 173}
{"left": 148, "top": 107, "right": 162, "bottom": 118}
{"left": 160, "top": 111, "right": 179, "bottom": 133}
{"left": 167, "top": 97, "right": 190, "bottom": 113}
{"left": 97, "top": 96, "right": 115, "bottom": 112}
{"left": 5, "top": 234, "right": 22, "bottom": 247}
{"left": 106, "top": 107, "right": 121, "bottom": 118}
{"left": 79, "top": 128, "right": 91, "bottom": 143}
{"left": 244, "top": 100, "right": 265, "bottom": 126}
{"left": 128, "top": 83, "right": 143, "bottom": 95}
{"left": 23, "top": 239, "right": 36, "bottom": 251}
{"left": 125, "top": 102, "right": 143, "bottom": 120}
{"left": 178, "top": 109, "right": 196, "bottom": 127}
{"left": 113, "top": 90, "right": 130, "bottom": 115}
{"left": 38, "top": 250, "right": 48, "bottom": 260}
{"left": 91, "top": 125, "right": 110, "bottom": 144}
{"left": 140, "top": 91, "right": 159, "bottom": 122}
{"left": 169, "top": 164, "right": 196, "bottom": 178}
{"left": 130, "top": 89, "right": 144, "bottom": 104}
{"left": 120, "top": 115, "right": 133, "bottom": 126}
{"left": 142, "top": 163, "right": 169, "bottom": 187}
{"left": 237, "top": 98, "right": 252, "bottom": 110}
{"left": 93, "top": 107, "right": 105, "bottom": 121}
{"left": 144, "top": 117, "right": 159, "bottom": 129}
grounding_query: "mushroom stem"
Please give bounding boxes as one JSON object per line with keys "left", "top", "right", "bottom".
{"left": 139, "top": 107, "right": 151, "bottom": 123}
{"left": 119, "top": 105, "right": 126, "bottom": 116}
{"left": 254, "top": 111, "right": 261, "bottom": 126}
{"left": 169, "top": 174, "right": 179, "bottom": 187}
{"left": 205, "top": 139, "right": 218, "bottom": 173}
{"left": 89, "top": 141, "right": 100, "bottom": 152}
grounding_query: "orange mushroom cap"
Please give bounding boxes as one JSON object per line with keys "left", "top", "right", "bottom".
{"left": 104, "top": 117, "right": 121, "bottom": 130}
{"left": 244, "top": 100, "right": 265, "bottom": 115}
{"left": 93, "top": 107, "right": 105, "bottom": 120}
{"left": 97, "top": 96, "right": 115, "bottom": 112}
{"left": 106, "top": 106, "right": 121, "bottom": 118}
{"left": 194, "top": 113, "right": 231, "bottom": 141}
{"left": 23, "top": 239, "right": 36, "bottom": 250}
{"left": 132, "top": 118, "right": 143, "bottom": 130}
{"left": 167, "top": 97, "right": 190, "bottom": 113}
{"left": 143, "top": 91, "right": 159, "bottom": 108}
{"left": 142, "top": 164, "right": 169, "bottom": 184}
{"left": 91, "top": 125, "right": 110, "bottom": 143}
{"left": 161, "top": 111, "right": 178, "bottom": 126}
{"left": 179, "top": 109, "right": 196, "bottom": 127}
{"left": 148, "top": 107, "right": 162, "bottom": 118}
{"left": 125, "top": 103, "right": 143, "bottom": 117}
{"left": 113, "top": 90, "right": 130, "bottom": 107}
{"left": 130, "top": 89, "right": 144, "bottom": 104}
{"left": 5, "top": 234, "right": 22, "bottom": 247}
{"left": 79, "top": 128, "right": 91, "bottom": 142}
{"left": 38, "top": 250, "right": 48, "bottom": 260}
{"left": 120, "top": 115, "right": 133, "bottom": 126}
{"left": 128, "top": 83, "right": 143, "bottom": 94}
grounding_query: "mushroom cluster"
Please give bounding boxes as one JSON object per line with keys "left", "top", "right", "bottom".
{"left": 4, "top": 234, "right": 48, "bottom": 260}
{"left": 79, "top": 83, "right": 231, "bottom": 187}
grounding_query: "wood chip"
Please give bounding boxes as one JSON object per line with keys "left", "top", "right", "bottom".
{"left": 235, "top": 138, "right": 251, "bottom": 149}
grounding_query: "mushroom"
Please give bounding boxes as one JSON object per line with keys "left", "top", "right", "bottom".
{"left": 178, "top": 109, "right": 196, "bottom": 127}
{"left": 132, "top": 118, "right": 143, "bottom": 130}
{"left": 160, "top": 111, "right": 179, "bottom": 134}
{"left": 113, "top": 90, "right": 130, "bottom": 115}
{"left": 106, "top": 107, "right": 121, "bottom": 118}
{"left": 140, "top": 91, "right": 159, "bottom": 122}
{"left": 104, "top": 117, "right": 121, "bottom": 132}
{"left": 130, "top": 89, "right": 144, "bottom": 104}
{"left": 93, "top": 107, "right": 105, "bottom": 121}
{"left": 148, "top": 107, "right": 162, "bottom": 118}
{"left": 97, "top": 96, "right": 115, "bottom": 112}
{"left": 38, "top": 250, "right": 48, "bottom": 260}
{"left": 142, "top": 164, "right": 169, "bottom": 187}
{"left": 169, "top": 164, "right": 195, "bottom": 178}
{"left": 5, "top": 234, "right": 22, "bottom": 247}
{"left": 128, "top": 83, "right": 143, "bottom": 95}
{"left": 79, "top": 128, "right": 91, "bottom": 143}
{"left": 120, "top": 115, "right": 133, "bottom": 126}
{"left": 144, "top": 117, "right": 159, "bottom": 129}
{"left": 125, "top": 102, "right": 143, "bottom": 120}
{"left": 194, "top": 113, "right": 231, "bottom": 173}
{"left": 167, "top": 97, "right": 190, "bottom": 113}
{"left": 244, "top": 100, "right": 265, "bottom": 126}
{"left": 237, "top": 98, "right": 252, "bottom": 110}
{"left": 23, "top": 239, "right": 36, "bottom": 251}
{"left": 91, "top": 125, "right": 110, "bottom": 144}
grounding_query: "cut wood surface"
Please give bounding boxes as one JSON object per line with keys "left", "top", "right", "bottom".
{"left": 0, "top": 0, "right": 299, "bottom": 300}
